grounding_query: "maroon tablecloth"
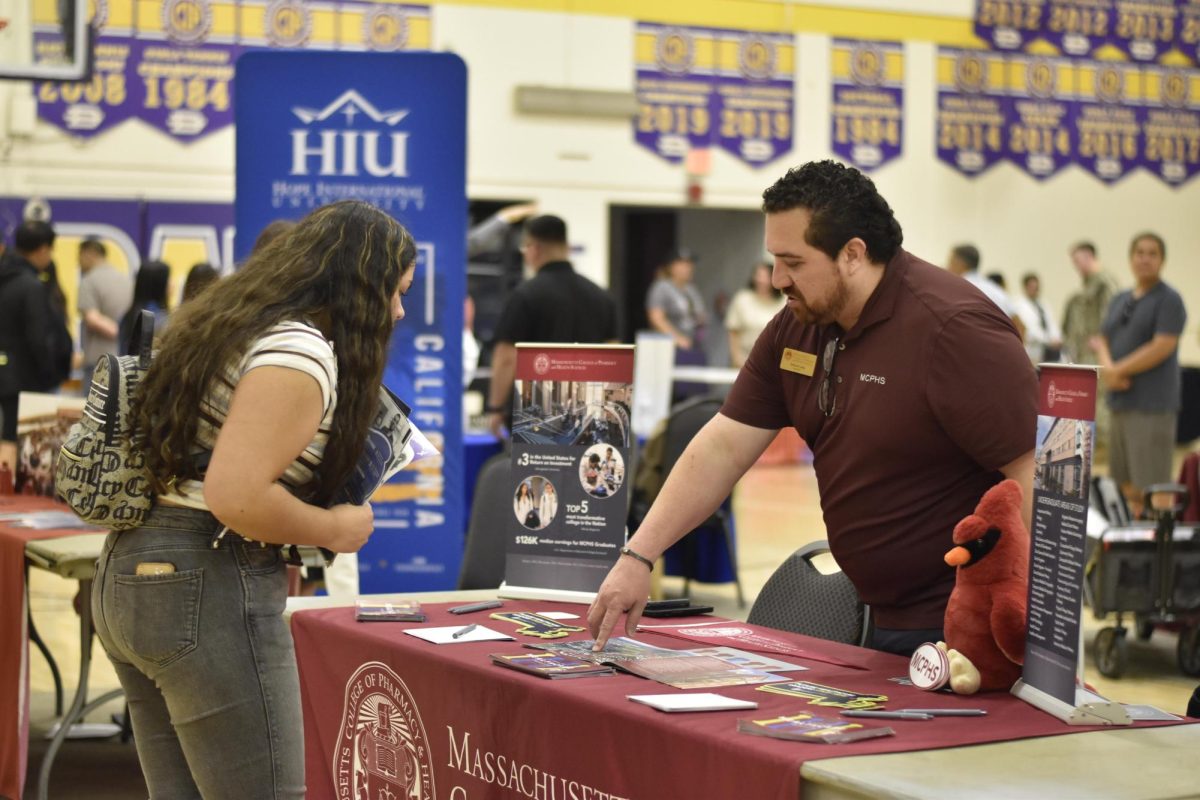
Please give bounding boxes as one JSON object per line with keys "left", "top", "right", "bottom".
{"left": 0, "top": 497, "right": 94, "bottom": 800}
{"left": 292, "top": 601, "right": 1189, "bottom": 800}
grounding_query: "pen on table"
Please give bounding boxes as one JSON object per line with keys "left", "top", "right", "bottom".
{"left": 451, "top": 623, "right": 478, "bottom": 640}
{"left": 897, "top": 709, "right": 988, "bottom": 717}
{"left": 448, "top": 600, "right": 503, "bottom": 614}
{"left": 840, "top": 710, "right": 933, "bottom": 721}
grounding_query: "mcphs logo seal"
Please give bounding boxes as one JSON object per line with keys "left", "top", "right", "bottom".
{"left": 335, "top": 662, "right": 435, "bottom": 800}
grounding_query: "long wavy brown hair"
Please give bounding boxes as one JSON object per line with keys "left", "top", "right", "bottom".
{"left": 131, "top": 200, "right": 417, "bottom": 504}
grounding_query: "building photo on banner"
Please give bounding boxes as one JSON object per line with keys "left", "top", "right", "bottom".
{"left": 3, "top": 0, "right": 1200, "bottom": 798}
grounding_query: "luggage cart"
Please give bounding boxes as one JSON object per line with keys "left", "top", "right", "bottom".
{"left": 1087, "top": 483, "right": 1200, "bottom": 679}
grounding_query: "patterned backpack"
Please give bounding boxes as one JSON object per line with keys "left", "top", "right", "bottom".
{"left": 55, "top": 311, "right": 156, "bottom": 530}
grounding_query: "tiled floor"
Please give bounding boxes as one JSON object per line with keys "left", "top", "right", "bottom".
{"left": 24, "top": 459, "right": 1199, "bottom": 797}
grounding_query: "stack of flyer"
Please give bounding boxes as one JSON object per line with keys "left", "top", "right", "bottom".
{"left": 354, "top": 598, "right": 426, "bottom": 622}
{"left": 531, "top": 638, "right": 790, "bottom": 690}
{"left": 490, "top": 652, "right": 616, "bottom": 679}
{"left": 737, "top": 713, "right": 894, "bottom": 744}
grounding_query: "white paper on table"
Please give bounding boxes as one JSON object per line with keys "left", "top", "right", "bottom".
{"left": 403, "top": 625, "right": 514, "bottom": 645}
{"left": 627, "top": 693, "right": 759, "bottom": 712}
{"left": 535, "top": 611, "right": 580, "bottom": 620}
{"left": 686, "top": 646, "right": 810, "bottom": 673}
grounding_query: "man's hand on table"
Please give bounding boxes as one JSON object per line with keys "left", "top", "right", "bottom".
{"left": 587, "top": 556, "right": 651, "bottom": 650}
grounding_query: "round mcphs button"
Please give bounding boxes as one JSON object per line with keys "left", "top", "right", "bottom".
{"left": 908, "top": 642, "right": 950, "bottom": 691}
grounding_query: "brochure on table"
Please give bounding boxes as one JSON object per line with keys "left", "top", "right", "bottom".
{"left": 1012, "top": 364, "right": 1130, "bottom": 726}
{"left": 500, "top": 344, "right": 636, "bottom": 603}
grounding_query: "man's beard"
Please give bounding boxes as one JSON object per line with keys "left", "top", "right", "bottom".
{"left": 785, "top": 269, "right": 849, "bottom": 327}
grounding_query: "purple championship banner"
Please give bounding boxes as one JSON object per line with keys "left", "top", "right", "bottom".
{"left": 936, "top": 47, "right": 1010, "bottom": 177}
{"left": 35, "top": 0, "right": 140, "bottom": 138}
{"left": 1179, "top": 0, "right": 1200, "bottom": 63}
{"left": 1140, "top": 65, "right": 1200, "bottom": 186}
{"left": 1072, "top": 59, "right": 1145, "bottom": 183}
{"left": 830, "top": 39, "right": 903, "bottom": 172}
{"left": 712, "top": 29, "right": 794, "bottom": 167}
{"left": 1043, "top": 0, "right": 1116, "bottom": 56}
{"left": 1006, "top": 54, "right": 1077, "bottom": 180}
{"left": 1111, "top": 0, "right": 1178, "bottom": 61}
{"left": 633, "top": 23, "right": 719, "bottom": 164}
{"left": 133, "top": 0, "right": 239, "bottom": 141}
{"left": 32, "top": 1, "right": 433, "bottom": 144}
{"left": 974, "top": 0, "right": 1049, "bottom": 51}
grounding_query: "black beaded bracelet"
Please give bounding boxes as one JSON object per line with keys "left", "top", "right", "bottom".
{"left": 619, "top": 545, "right": 654, "bottom": 571}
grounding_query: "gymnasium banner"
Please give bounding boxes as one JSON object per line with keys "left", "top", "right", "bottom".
{"left": 634, "top": 23, "right": 794, "bottom": 167}
{"left": 830, "top": 39, "right": 904, "bottom": 172}
{"left": 712, "top": 29, "right": 795, "bottom": 167}
{"left": 35, "top": 0, "right": 139, "bottom": 137}
{"left": 935, "top": 48, "right": 1010, "bottom": 177}
{"left": 1072, "top": 59, "right": 1145, "bottom": 183}
{"left": 633, "top": 23, "right": 719, "bottom": 164}
{"left": 1006, "top": 54, "right": 1076, "bottom": 180}
{"left": 503, "top": 345, "right": 635, "bottom": 600}
{"left": 1140, "top": 65, "right": 1200, "bottom": 186}
{"left": 236, "top": 51, "right": 467, "bottom": 592}
{"left": 974, "top": 0, "right": 1185, "bottom": 62}
{"left": 974, "top": 0, "right": 1047, "bottom": 51}
{"left": 33, "top": 1, "right": 432, "bottom": 143}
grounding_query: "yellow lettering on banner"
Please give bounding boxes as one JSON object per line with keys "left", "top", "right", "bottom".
{"left": 976, "top": 0, "right": 1044, "bottom": 31}
{"left": 780, "top": 348, "right": 817, "bottom": 377}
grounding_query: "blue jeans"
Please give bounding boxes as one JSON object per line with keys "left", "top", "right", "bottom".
{"left": 92, "top": 505, "right": 305, "bottom": 799}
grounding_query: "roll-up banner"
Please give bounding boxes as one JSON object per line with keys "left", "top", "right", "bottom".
{"left": 236, "top": 50, "right": 466, "bottom": 592}
{"left": 502, "top": 345, "right": 635, "bottom": 603}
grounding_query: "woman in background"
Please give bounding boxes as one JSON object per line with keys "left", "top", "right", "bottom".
{"left": 725, "top": 261, "right": 784, "bottom": 368}
{"left": 181, "top": 262, "right": 220, "bottom": 305}
{"left": 119, "top": 260, "right": 171, "bottom": 352}
{"left": 91, "top": 201, "right": 417, "bottom": 798}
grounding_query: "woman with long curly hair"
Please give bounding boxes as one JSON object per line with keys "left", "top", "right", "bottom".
{"left": 90, "top": 201, "right": 417, "bottom": 798}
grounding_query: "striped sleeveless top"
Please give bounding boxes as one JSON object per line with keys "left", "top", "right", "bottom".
{"left": 164, "top": 320, "right": 337, "bottom": 510}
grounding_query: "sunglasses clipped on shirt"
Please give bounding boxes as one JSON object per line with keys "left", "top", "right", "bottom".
{"left": 818, "top": 337, "right": 841, "bottom": 418}
{"left": 1119, "top": 297, "right": 1138, "bottom": 325}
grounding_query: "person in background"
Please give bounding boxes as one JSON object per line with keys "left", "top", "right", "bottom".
{"left": 1062, "top": 241, "right": 1117, "bottom": 365}
{"left": 986, "top": 271, "right": 1007, "bottom": 291}
{"left": 181, "top": 262, "right": 220, "bottom": 305}
{"left": 250, "top": 219, "right": 296, "bottom": 258}
{"left": 77, "top": 238, "right": 132, "bottom": 396}
{"left": 589, "top": 161, "right": 1036, "bottom": 656}
{"left": 1094, "top": 232, "right": 1187, "bottom": 518}
{"left": 1013, "top": 272, "right": 1062, "bottom": 364}
{"left": 725, "top": 261, "right": 786, "bottom": 368}
{"left": 946, "top": 244, "right": 1025, "bottom": 341}
{"left": 119, "top": 260, "right": 171, "bottom": 352}
{"left": 647, "top": 248, "right": 708, "bottom": 355}
{"left": 92, "top": 200, "right": 416, "bottom": 798}
{"left": 486, "top": 215, "right": 619, "bottom": 438}
{"left": 463, "top": 295, "right": 480, "bottom": 388}
{"left": 0, "top": 221, "right": 72, "bottom": 470}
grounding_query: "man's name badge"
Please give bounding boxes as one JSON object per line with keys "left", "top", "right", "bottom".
{"left": 780, "top": 348, "right": 817, "bottom": 376}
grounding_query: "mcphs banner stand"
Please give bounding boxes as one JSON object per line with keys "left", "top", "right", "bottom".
{"left": 236, "top": 50, "right": 467, "bottom": 592}
{"left": 1012, "top": 363, "right": 1130, "bottom": 726}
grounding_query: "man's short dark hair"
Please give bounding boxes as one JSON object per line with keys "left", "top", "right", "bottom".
{"left": 761, "top": 160, "right": 903, "bottom": 263}
{"left": 524, "top": 215, "right": 568, "bottom": 246}
{"left": 951, "top": 244, "right": 980, "bottom": 272}
{"left": 1071, "top": 241, "right": 1096, "bottom": 257}
{"left": 1130, "top": 231, "right": 1166, "bottom": 260}
{"left": 1021, "top": 271, "right": 1040, "bottom": 287}
{"left": 14, "top": 220, "right": 55, "bottom": 254}
{"left": 79, "top": 238, "right": 107, "bottom": 258}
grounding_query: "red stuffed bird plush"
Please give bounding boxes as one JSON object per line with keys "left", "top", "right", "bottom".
{"left": 942, "top": 479, "right": 1030, "bottom": 692}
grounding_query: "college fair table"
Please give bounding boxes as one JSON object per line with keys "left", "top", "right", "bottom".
{"left": 288, "top": 597, "right": 1198, "bottom": 800}
{"left": 0, "top": 497, "right": 107, "bottom": 800}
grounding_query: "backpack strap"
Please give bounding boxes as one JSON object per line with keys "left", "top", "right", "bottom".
{"left": 128, "top": 309, "right": 156, "bottom": 369}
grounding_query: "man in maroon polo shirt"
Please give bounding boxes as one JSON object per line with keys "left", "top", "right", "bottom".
{"left": 589, "top": 161, "right": 1037, "bottom": 656}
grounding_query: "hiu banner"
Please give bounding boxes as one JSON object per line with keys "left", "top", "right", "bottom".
{"left": 235, "top": 50, "right": 466, "bottom": 591}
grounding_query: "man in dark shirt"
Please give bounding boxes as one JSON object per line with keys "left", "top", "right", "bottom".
{"left": 0, "top": 221, "right": 69, "bottom": 469}
{"left": 588, "top": 161, "right": 1037, "bottom": 656}
{"left": 487, "top": 215, "right": 619, "bottom": 437}
{"left": 1095, "top": 232, "right": 1187, "bottom": 518}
